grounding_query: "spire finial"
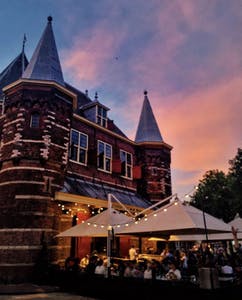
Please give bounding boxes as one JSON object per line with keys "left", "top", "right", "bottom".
{"left": 22, "top": 34, "right": 27, "bottom": 75}
{"left": 48, "top": 16, "right": 53, "bottom": 23}
{"left": 95, "top": 92, "right": 98, "bottom": 101}
{"left": 144, "top": 90, "right": 148, "bottom": 96}
{"left": 22, "top": 34, "right": 27, "bottom": 52}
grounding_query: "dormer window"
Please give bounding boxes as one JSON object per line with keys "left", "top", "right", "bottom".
{"left": 30, "top": 112, "right": 40, "bottom": 128}
{"left": 96, "top": 105, "right": 107, "bottom": 128}
{"left": 80, "top": 94, "right": 110, "bottom": 128}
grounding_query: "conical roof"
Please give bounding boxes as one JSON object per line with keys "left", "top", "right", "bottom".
{"left": 135, "top": 91, "right": 163, "bottom": 143}
{"left": 22, "top": 16, "right": 64, "bottom": 86}
{"left": 0, "top": 52, "right": 28, "bottom": 97}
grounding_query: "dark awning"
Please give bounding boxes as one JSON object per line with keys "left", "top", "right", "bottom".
{"left": 61, "top": 177, "right": 151, "bottom": 209}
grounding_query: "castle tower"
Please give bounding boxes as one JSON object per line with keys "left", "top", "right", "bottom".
{"left": 0, "top": 17, "right": 76, "bottom": 282}
{"left": 135, "top": 90, "right": 172, "bottom": 202}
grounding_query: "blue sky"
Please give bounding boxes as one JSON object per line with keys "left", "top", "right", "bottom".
{"left": 1, "top": 0, "right": 242, "bottom": 199}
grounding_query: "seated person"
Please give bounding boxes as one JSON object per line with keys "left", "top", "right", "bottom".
{"left": 65, "top": 256, "right": 80, "bottom": 273}
{"left": 219, "top": 260, "right": 234, "bottom": 285}
{"left": 165, "top": 260, "right": 182, "bottom": 280}
{"left": 94, "top": 258, "right": 107, "bottom": 276}
{"left": 144, "top": 262, "right": 152, "bottom": 280}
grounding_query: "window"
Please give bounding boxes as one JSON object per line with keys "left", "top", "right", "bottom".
{"left": 120, "top": 150, "right": 132, "bottom": 178}
{"left": 70, "top": 129, "right": 88, "bottom": 165}
{"left": 30, "top": 112, "right": 40, "bottom": 128}
{"left": 96, "top": 105, "right": 107, "bottom": 128}
{"left": 97, "top": 140, "right": 112, "bottom": 172}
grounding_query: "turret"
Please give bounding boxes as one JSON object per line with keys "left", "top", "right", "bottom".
{"left": 135, "top": 91, "right": 173, "bottom": 202}
{"left": 0, "top": 16, "right": 76, "bottom": 282}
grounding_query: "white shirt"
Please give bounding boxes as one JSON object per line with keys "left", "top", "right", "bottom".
{"left": 166, "top": 268, "right": 182, "bottom": 280}
{"left": 144, "top": 268, "right": 152, "bottom": 279}
{"left": 94, "top": 264, "right": 106, "bottom": 275}
{"left": 129, "top": 247, "right": 137, "bottom": 260}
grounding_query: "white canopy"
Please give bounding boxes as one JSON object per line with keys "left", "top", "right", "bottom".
{"left": 56, "top": 207, "right": 133, "bottom": 238}
{"left": 169, "top": 233, "right": 234, "bottom": 242}
{"left": 118, "top": 200, "right": 232, "bottom": 237}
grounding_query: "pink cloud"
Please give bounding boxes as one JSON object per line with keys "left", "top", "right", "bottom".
{"left": 61, "top": 22, "right": 126, "bottom": 84}
{"left": 155, "top": 75, "right": 242, "bottom": 189}
{"left": 119, "top": 74, "right": 242, "bottom": 196}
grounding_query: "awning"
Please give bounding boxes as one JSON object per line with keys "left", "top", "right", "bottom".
{"left": 56, "top": 207, "right": 134, "bottom": 237}
{"left": 118, "top": 200, "right": 232, "bottom": 237}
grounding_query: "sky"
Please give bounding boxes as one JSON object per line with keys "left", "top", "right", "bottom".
{"left": 0, "top": 0, "right": 241, "bottom": 200}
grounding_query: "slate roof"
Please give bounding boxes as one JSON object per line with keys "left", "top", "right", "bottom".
{"left": 0, "top": 52, "right": 28, "bottom": 97}
{"left": 22, "top": 16, "right": 65, "bottom": 86}
{"left": 65, "top": 82, "right": 128, "bottom": 138}
{"left": 63, "top": 177, "right": 151, "bottom": 209}
{"left": 135, "top": 90, "right": 163, "bottom": 143}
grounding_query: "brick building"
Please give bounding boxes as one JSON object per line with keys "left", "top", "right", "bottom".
{"left": 0, "top": 17, "right": 172, "bottom": 282}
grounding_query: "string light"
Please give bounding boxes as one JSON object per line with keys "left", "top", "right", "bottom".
{"left": 57, "top": 192, "right": 195, "bottom": 230}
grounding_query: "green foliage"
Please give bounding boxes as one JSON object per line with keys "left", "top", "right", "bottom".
{"left": 191, "top": 148, "right": 242, "bottom": 223}
{"left": 228, "top": 148, "right": 242, "bottom": 216}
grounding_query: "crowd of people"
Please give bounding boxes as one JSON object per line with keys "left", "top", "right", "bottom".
{"left": 63, "top": 242, "right": 242, "bottom": 287}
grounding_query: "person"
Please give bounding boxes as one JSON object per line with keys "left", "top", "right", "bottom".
{"left": 218, "top": 260, "right": 235, "bottom": 286}
{"left": 80, "top": 254, "right": 89, "bottom": 271}
{"left": 144, "top": 262, "right": 152, "bottom": 280}
{"left": 165, "top": 260, "right": 182, "bottom": 280}
{"left": 94, "top": 258, "right": 107, "bottom": 276}
{"left": 129, "top": 245, "right": 137, "bottom": 261}
{"left": 65, "top": 256, "right": 80, "bottom": 273}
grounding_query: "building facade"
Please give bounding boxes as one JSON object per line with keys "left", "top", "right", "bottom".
{"left": 0, "top": 17, "right": 172, "bottom": 282}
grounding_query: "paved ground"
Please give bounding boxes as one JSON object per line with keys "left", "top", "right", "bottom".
{"left": 0, "top": 283, "right": 99, "bottom": 300}
{"left": 0, "top": 292, "right": 97, "bottom": 299}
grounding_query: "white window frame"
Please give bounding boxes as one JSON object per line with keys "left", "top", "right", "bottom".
{"left": 97, "top": 140, "right": 112, "bottom": 173}
{"left": 120, "top": 150, "right": 133, "bottom": 179}
{"left": 96, "top": 105, "right": 107, "bottom": 128}
{"left": 70, "top": 129, "right": 88, "bottom": 165}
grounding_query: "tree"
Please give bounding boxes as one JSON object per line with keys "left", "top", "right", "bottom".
{"left": 228, "top": 148, "right": 242, "bottom": 216}
{"left": 191, "top": 170, "right": 235, "bottom": 223}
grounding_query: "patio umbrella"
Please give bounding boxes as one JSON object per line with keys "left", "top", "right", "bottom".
{"left": 56, "top": 199, "right": 134, "bottom": 277}
{"left": 118, "top": 200, "right": 232, "bottom": 238}
{"left": 56, "top": 207, "right": 133, "bottom": 237}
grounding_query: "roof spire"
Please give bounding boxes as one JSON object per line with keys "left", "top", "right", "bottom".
{"left": 22, "top": 16, "right": 64, "bottom": 86}
{"left": 22, "top": 34, "right": 27, "bottom": 75}
{"left": 135, "top": 90, "right": 163, "bottom": 143}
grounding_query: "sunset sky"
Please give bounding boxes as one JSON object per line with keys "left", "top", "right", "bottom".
{"left": 1, "top": 0, "right": 241, "bottom": 199}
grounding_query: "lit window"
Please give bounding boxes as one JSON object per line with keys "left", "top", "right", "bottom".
{"left": 70, "top": 129, "right": 88, "bottom": 165}
{"left": 30, "top": 112, "right": 40, "bottom": 128}
{"left": 97, "top": 140, "right": 112, "bottom": 172}
{"left": 96, "top": 105, "right": 107, "bottom": 128}
{"left": 120, "top": 150, "right": 133, "bottom": 178}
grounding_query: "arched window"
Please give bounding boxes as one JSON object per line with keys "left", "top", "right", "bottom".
{"left": 30, "top": 112, "right": 40, "bottom": 128}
